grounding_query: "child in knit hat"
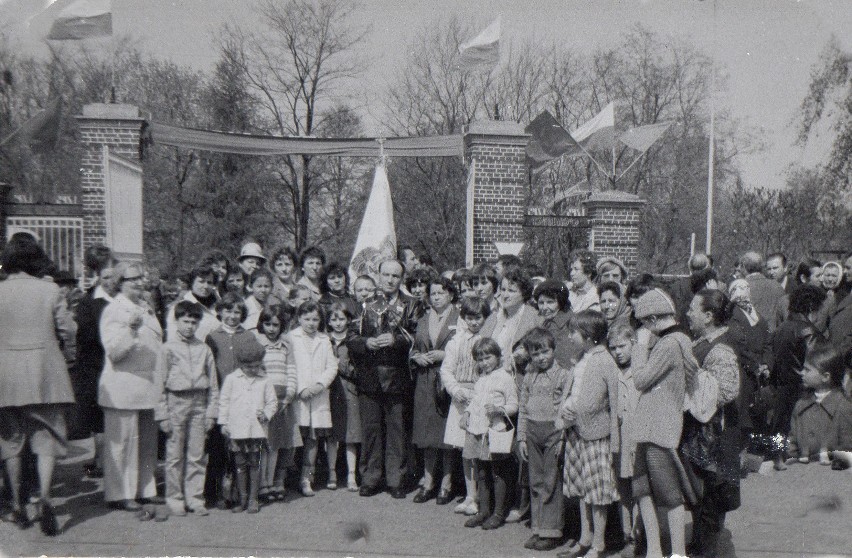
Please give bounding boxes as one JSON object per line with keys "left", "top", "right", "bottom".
{"left": 217, "top": 336, "right": 277, "bottom": 514}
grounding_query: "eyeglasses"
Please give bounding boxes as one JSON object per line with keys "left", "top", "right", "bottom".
{"left": 122, "top": 275, "right": 144, "bottom": 282}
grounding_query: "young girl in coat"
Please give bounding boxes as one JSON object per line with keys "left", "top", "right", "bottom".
{"left": 560, "top": 310, "right": 621, "bottom": 558}
{"left": 256, "top": 306, "right": 301, "bottom": 501}
{"left": 462, "top": 337, "right": 518, "bottom": 531}
{"left": 326, "top": 302, "right": 362, "bottom": 491}
{"left": 288, "top": 301, "right": 339, "bottom": 496}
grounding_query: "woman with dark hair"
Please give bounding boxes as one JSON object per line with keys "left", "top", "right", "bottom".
{"left": 318, "top": 262, "right": 359, "bottom": 320}
{"left": 406, "top": 266, "right": 438, "bottom": 322}
{"left": 471, "top": 263, "right": 500, "bottom": 313}
{"left": 0, "top": 234, "right": 76, "bottom": 534}
{"left": 533, "top": 280, "right": 581, "bottom": 368}
{"left": 568, "top": 249, "right": 600, "bottom": 313}
{"left": 410, "top": 277, "right": 459, "bottom": 504}
{"left": 598, "top": 281, "right": 632, "bottom": 330}
{"left": 297, "top": 246, "right": 326, "bottom": 302}
{"left": 683, "top": 289, "right": 742, "bottom": 558}
{"left": 795, "top": 258, "right": 823, "bottom": 287}
{"left": 198, "top": 249, "right": 230, "bottom": 297}
{"left": 165, "top": 264, "right": 221, "bottom": 342}
{"left": 483, "top": 267, "right": 541, "bottom": 375}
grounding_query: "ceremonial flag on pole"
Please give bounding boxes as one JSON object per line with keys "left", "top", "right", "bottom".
{"left": 47, "top": 0, "right": 112, "bottom": 40}
{"left": 458, "top": 16, "right": 501, "bottom": 71}
{"left": 350, "top": 165, "right": 397, "bottom": 283}
{"left": 0, "top": 98, "right": 62, "bottom": 151}
{"left": 572, "top": 101, "right": 615, "bottom": 143}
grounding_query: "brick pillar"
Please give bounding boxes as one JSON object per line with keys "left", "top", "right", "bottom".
{"left": 76, "top": 103, "right": 145, "bottom": 250}
{"left": 0, "top": 182, "right": 10, "bottom": 249}
{"left": 583, "top": 191, "right": 645, "bottom": 272}
{"left": 464, "top": 121, "right": 530, "bottom": 265}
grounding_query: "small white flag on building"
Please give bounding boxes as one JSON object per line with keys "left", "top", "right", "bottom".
{"left": 350, "top": 165, "right": 397, "bottom": 283}
{"left": 458, "top": 16, "right": 501, "bottom": 71}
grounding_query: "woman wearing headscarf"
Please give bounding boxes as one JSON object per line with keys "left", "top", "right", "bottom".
{"left": 726, "top": 279, "right": 773, "bottom": 438}
{"left": 598, "top": 281, "right": 632, "bottom": 331}
{"left": 0, "top": 234, "right": 76, "bottom": 535}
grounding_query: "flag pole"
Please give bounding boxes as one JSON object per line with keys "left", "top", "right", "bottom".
{"left": 705, "top": 0, "right": 717, "bottom": 254}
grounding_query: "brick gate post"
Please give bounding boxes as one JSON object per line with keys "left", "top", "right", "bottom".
{"left": 582, "top": 191, "right": 645, "bottom": 272}
{"left": 76, "top": 103, "right": 145, "bottom": 250}
{"left": 464, "top": 121, "right": 530, "bottom": 265}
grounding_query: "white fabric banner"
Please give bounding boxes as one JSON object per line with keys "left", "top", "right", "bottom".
{"left": 349, "top": 165, "right": 397, "bottom": 283}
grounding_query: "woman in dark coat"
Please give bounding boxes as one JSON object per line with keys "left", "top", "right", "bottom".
{"left": 410, "top": 277, "right": 459, "bottom": 504}
{"left": 533, "top": 280, "right": 582, "bottom": 368}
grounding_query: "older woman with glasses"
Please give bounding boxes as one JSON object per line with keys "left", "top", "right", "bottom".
{"left": 99, "top": 261, "right": 165, "bottom": 512}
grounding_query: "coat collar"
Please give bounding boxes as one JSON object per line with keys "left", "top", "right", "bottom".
{"left": 795, "top": 389, "right": 843, "bottom": 418}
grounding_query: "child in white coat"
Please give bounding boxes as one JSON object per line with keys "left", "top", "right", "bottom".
{"left": 288, "top": 301, "right": 338, "bottom": 496}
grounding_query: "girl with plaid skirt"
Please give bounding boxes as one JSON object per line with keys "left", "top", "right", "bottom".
{"left": 560, "top": 310, "right": 620, "bottom": 558}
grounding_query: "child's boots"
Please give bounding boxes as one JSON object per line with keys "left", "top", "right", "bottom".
{"left": 247, "top": 465, "right": 261, "bottom": 514}
{"left": 232, "top": 465, "right": 248, "bottom": 513}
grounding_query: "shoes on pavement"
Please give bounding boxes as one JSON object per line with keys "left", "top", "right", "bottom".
{"left": 300, "top": 480, "right": 315, "bottom": 497}
{"left": 481, "top": 514, "right": 505, "bottom": 530}
{"left": 505, "top": 507, "right": 529, "bottom": 523}
{"left": 534, "top": 537, "right": 563, "bottom": 552}
{"left": 436, "top": 489, "right": 453, "bottom": 505}
{"left": 5, "top": 508, "right": 30, "bottom": 530}
{"left": 389, "top": 486, "right": 407, "bottom": 499}
{"left": 464, "top": 513, "right": 488, "bottom": 528}
{"left": 524, "top": 535, "right": 540, "bottom": 549}
{"left": 454, "top": 497, "right": 473, "bottom": 513}
{"left": 109, "top": 499, "right": 142, "bottom": 511}
{"left": 169, "top": 505, "right": 187, "bottom": 517}
{"left": 412, "top": 487, "right": 437, "bottom": 503}
{"left": 189, "top": 507, "right": 209, "bottom": 516}
{"left": 464, "top": 501, "right": 479, "bottom": 516}
{"left": 246, "top": 500, "right": 260, "bottom": 514}
{"left": 557, "top": 543, "right": 591, "bottom": 558}
{"left": 359, "top": 484, "right": 382, "bottom": 497}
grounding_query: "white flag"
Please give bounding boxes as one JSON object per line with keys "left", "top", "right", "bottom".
{"left": 572, "top": 102, "right": 615, "bottom": 143}
{"left": 349, "top": 165, "right": 397, "bottom": 283}
{"left": 47, "top": 0, "right": 112, "bottom": 40}
{"left": 458, "top": 16, "right": 501, "bottom": 71}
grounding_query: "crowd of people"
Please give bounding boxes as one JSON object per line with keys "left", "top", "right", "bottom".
{"left": 1, "top": 232, "right": 851, "bottom": 558}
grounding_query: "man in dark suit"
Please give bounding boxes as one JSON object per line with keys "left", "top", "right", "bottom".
{"left": 348, "top": 259, "right": 415, "bottom": 499}
{"left": 669, "top": 252, "right": 713, "bottom": 326}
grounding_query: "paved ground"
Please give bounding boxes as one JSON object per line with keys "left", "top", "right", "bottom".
{"left": 1, "top": 441, "right": 851, "bottom": 557}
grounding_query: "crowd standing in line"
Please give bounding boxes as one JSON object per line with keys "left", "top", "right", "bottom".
{"left": 1, "top": 233, "right": 851, "bottom": 558}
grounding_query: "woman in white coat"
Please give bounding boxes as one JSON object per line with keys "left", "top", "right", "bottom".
{"left": 99, "top": 261, "right": 165, "bottom": 510}
{"left": 287, "top": 301, "right": 338, "bottom": 495}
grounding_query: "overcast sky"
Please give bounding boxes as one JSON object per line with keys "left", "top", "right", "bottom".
{"left": 3, "top": 0, "right": 851, "bottom": 190}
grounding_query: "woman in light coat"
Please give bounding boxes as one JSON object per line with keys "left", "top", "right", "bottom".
{"left": 0, "top": 233, "right": 76, "bottom": 534}
{"left": 99, "top": 261, "right": 165, "bottom": 510}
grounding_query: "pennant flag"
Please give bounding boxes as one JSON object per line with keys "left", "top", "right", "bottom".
{"left": 458, "top": 16, "right": 501, "bottom": 71}
{"left": 47, "top": 0, "right": 112, "bottom": 40}
{"left": 619, "top": 121, "right": 671, "bottom": 152}
{"left": 349, "top": 165, "right": 397, "bottom": 283}
{"left": 0, "top": 98, "right": 62, "bottom": 151}
{"left": 525, "top": 110, "right": 578, "bottom": 166}
{"left": 572, "top": 102, "right": 615, "bottom": 143}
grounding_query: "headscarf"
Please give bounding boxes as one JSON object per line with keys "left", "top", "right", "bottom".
{"left": 729, "top": 278, "right": 759, "bottom": 326}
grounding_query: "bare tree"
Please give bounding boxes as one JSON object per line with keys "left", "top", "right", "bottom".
{"left": 222, "top": 0, "right": 367, "bottom": 250}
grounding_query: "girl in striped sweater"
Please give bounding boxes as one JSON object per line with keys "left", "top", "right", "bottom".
{"left": 256, "top": 305, "right": 300, "bottom": 501}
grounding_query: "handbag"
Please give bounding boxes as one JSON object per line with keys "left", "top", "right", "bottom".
{"left": 434, "top": 372, "right": 451, "bottom": 418}
{"left": 487, "top": 411, "right": 515, "bottom": 455}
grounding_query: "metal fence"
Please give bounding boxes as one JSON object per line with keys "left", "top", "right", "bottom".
{"left": 5, "top": 215, "right": 84, "bottom": 277}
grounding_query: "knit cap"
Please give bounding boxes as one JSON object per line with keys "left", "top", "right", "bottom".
{"left": 633, "top": 288, "right": 676, "bottom": 319}
{"left": 596, "top": 256, "right": 628, "bottom": 280}
{"left": 234, "top": 335, "right": 266, "bottom": 364}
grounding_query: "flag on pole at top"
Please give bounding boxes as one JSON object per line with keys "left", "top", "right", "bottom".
{"left": 457, "top": 16, "right": 501, "bottom": 71}
{"left": 349, "top": 165, "right": 397, "bottom": 283}
{"left": 47, "top": 0, "right": 112, "bottom": 40}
